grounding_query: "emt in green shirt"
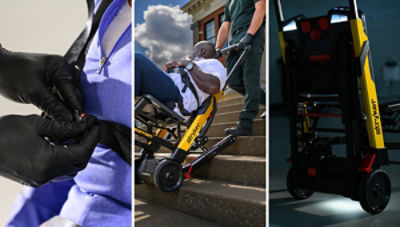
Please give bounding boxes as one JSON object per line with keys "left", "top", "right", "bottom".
{"left": 216, "top": 0, "right": 266, "bottom": 136}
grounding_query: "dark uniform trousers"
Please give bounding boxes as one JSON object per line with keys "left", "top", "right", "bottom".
{"left": 227, "top": 26, "right": 266, "bottom": 129}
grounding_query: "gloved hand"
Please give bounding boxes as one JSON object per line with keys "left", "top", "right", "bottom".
{"left": 0, "top": 114, "right": 100, "bottom": 187}
{"left": 215, "top": 48, "right": 222, "bottom": 58}
{"left": 0, "top": 44, "right": 82, "bottom": 121}
{"left": 239, "top": 33, "right": 254, "bottom": 50}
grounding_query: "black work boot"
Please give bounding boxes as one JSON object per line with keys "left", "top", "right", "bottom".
{"left": 260, "top": 111, "right": 266, "bottom": 119}
{"left": 224, "top": 125, "right": 252, "bottom": 136}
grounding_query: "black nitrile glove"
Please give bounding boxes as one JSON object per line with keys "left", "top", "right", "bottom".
{"left": 0, "top": 114, "right": 100, "bottom": 187}
{"left": 0, "top": 44, "right": 82, "bottom": 121}
{"left": 239, "top": 33, "right": 254, "bottom": 50}
{"left": 215, "top": 48, "right": 222, "bottom": 58}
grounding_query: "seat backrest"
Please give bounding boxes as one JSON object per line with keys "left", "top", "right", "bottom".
{"left": 283, "top": 8, "right": 357, "bottom": 95}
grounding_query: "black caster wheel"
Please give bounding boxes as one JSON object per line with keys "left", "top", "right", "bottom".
{"left": 154, "top": 159, "right": 183, "bottom": 192}
{"left": 359, "top": 169, "right": 391, "bottom": 214}
{"left": 287, "top": 165, "right": 313, "bottom": 200}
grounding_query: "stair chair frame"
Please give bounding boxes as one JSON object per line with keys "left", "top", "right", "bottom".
{"left": 135, "top": 44, "right": 251, "bottom": 191}
{"left": 274, "top": 0, "right": 400, "bottom": 214}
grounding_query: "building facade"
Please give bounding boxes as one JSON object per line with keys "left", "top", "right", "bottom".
{"left": 182, "top": 0, "right": 266, "bottom": 89}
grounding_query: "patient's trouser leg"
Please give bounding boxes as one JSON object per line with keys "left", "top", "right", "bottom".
{"left": 134, "top": 53, "right": 180, "bottom": 102}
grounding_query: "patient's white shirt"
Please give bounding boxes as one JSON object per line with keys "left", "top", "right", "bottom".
{"left": 167, "top": 58, "right": 227, "bottom": 117}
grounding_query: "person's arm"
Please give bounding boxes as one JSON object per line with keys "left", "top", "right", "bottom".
{"left": 247, "top": 0, "right": 266, "bottom": 35}
{"left": 179, "top": 60, "right": 220, "bottom": 95}
{"left": 216, "top": 21, "right": 231, "bottom": 49}
{"left": 216, "top": 3, "right": 231, "bottom": 50}
{"left": 190, "top": 65, "right": 221, "bottom": 95}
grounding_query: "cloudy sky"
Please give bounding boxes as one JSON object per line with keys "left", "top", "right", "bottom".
{"left": 135, "top": 0, "right": 192, "bottom": 66}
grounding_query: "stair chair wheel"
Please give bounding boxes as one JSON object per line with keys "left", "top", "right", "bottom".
{"left": 359, "top": 169, "right": 391, "bottom": 214}
{"left": 154, "top": 159, "right": 184, "bottom": 192}
{"left": 286, "top": 165, "right": 314, "bottom": 200}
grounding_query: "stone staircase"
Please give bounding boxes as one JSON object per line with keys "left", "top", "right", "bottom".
{"left": 135, "top": 91, "right": 266, "bottom": 227}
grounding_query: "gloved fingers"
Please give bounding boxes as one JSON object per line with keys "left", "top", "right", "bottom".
{"left": 62, "top": 124, "right": 100, "bottom": 164}
{"left": 215, "top": 50, "right": 222, "bottom": 58}
{"left": 36, "top": 88, "right": 74, "bottom": 121}
{"left": 56, "top": 79, "right": 83, "bottom": 113}
{"left": 44, "top": 56, "right": 83, "bottom": 115}
{"left": 39, "top": 115, "right": 96, "bottom": 142}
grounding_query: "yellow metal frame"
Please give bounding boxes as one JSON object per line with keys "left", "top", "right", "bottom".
{"left": 135, "top": 128, "right": 154, "bottom": 140}
{"left": 278, "top": 32, "right": 287, "bottom": 63}
{"left": 136, "top": 91, "right": 224, "bottom": 153}
{"left": 303, "top": 103, "right": 310, "bottom": 133}
{"left": 350, "top": 18, "right": 385, "bottom": 149}
{"left": 177, "top": 91, "right": 224, "bottom": 151}
{"left": 277, "top": 18, "right": 385, "bottom": 149}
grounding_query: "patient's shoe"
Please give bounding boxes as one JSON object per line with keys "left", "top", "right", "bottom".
{"left": 224, "top": 125, "right": 252, "bottom": 136}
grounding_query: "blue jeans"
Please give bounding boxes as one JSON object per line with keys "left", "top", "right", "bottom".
{"left": 135, "top": 53, "right": 180, "bottom": 102}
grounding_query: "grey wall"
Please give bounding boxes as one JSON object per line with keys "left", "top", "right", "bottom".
{"left": 269, "top": 0, "right": 400, "bottom": 104}
{"left": 0, "top": 1, "right": 86, "bottom": 224}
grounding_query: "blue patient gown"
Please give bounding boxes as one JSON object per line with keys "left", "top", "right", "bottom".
{"left": 6, "top": 0, "right": 132, "bottom": 226}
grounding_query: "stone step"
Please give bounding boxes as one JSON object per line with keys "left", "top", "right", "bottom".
{"left": 218, "top": 103, "right": 245, "bottom": 113}
{"left": 206, "top": 136, "right": 266, "bottom": 156}
{"left": 190, "top": 154, "right": 266, "bottom": 187}
{"left": 135, "top": 198, "right": 219, "bottom": 227}
{"left": 219, "top": 92, "right": 243, "bottom": 102}
{"left": 135, "top": 179, "right": 266, "bottom": 227}
{"left": 149, "top": 136, "right": 266, "bottom": 156}
{"left": 218, "top": 96, "right": 245, "bottom": 106}
{"left": 136, "top": 153, "right": 266, "bottom": 187}
{"left": 213, "top": 108, "right": 265, "bottom": 124}
{"left": 206, "top": 119, "right": 266, "bottom": 137}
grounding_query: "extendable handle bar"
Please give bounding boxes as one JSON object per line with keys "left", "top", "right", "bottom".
{"left": 273, "top": 0, "right": 360, "bottom": 30}
{"left": 220, "top": 44, "right": 252, "bottom": 90}
{"left": 220, "top": 43, "right": 240, "bottom": 54}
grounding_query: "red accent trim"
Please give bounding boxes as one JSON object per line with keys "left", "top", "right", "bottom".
{"left": 208, "top": 115, "right": 213, "bottom": 118}
{"left": 301, "top": 21, "right": 311, "bottom": 33}
{"left": 80, "top": 113, "right": 86, "bottom": 118}
{"left": 299, "top": 113, "right": 342, "bottom": 118}
{"left": 286, "top": 156, "right": 292, "bottom": 163}
{"left": 311, "top": 29, "right": 321, "bottom": 41}
{"left": 184, "top": 165, "right": 193, "bottom": 179}
{"left": 307, "top": 168, "right": 317, "bottom": 177}
{"left": 309, "top": 54, "right": 331, "bottom": 62}
{"left": 318, "top": 17, "right": 329, "bottom": 30}
{"left": 358, "top": 152, "right": 376, "bottom": 174}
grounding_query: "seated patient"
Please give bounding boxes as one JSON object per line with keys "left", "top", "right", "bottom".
{"left": 135, "top": 41, "right": 227, "bottom": 117}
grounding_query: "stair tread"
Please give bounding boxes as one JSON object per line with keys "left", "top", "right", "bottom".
{"left": 135, "top": 198, "right": 219, "bottom": 227}
{"left": 134, "top": 152, "right": 266, "bottom": 162}
{"left": 211, "top": 118, "right": 265, "bottom": 126}
{"left": 207, "top": 135, "right": 265, "bottom": 140}
{"left": 136, "top": 178, "right": 266, "bottom": 205}
{"left": 216, "top": 108, "right": 265, "bottom": 115}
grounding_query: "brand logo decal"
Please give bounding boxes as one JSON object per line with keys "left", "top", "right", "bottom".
{"left": 371, "top": 99, "right": 381, "bottom": 135}
{"left": 187, "top": 123, "right": 201, "bottom": 144}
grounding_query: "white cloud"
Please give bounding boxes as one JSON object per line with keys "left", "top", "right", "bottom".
{"left": 135, "top": 5, "right": 193, "bottom": 67}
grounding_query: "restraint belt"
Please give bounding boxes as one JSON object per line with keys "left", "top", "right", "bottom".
{"left": 177, "top": 68, "right": 200, "bottom": 116}
{"left": 98, "top": 120, "right": 131, "bottom": 165}
{"left": 65, "top": 0, "right": 113, "bottom": 74}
